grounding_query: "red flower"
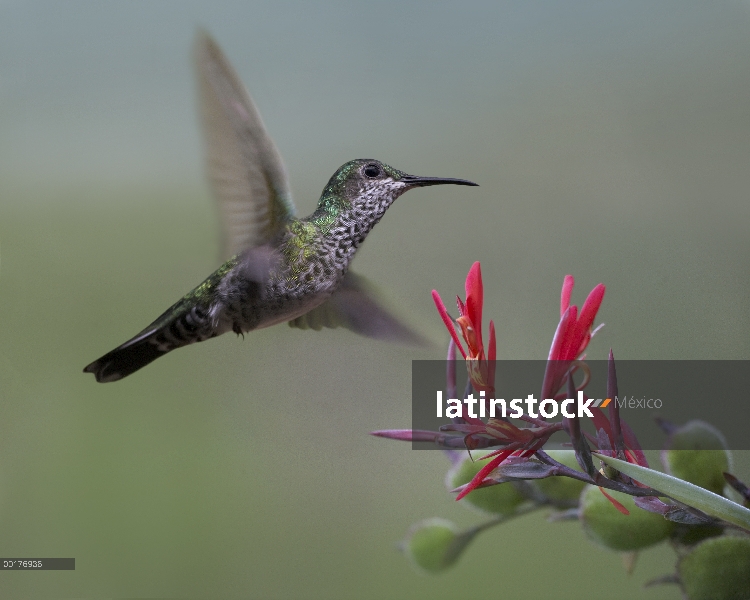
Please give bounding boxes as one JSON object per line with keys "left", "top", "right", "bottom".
{"left": 541, "top": 276, "right": 606, "bottom": 400}
{"left": 432, "top": 262, "right": 496, "bottom": 396}
{"left": 451, "top": 273, "right": 605, "bottom": 502}
{"left": 554, "top": 275, "right": 606, "bottom": 361}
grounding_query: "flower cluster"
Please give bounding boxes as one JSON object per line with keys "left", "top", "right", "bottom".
{"left": 430, "top": 265, "right": 613, "bottom": 501}
{"left": 372, "top": 263, "right": 750, "bottom": 596}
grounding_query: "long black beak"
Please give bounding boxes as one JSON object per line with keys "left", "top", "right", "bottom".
{"left": 401, "top": 174, "right": 478, "bottom": 188}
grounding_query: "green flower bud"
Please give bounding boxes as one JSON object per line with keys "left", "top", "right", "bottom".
{"left": 580, "top": 485, "right": 674, "bottom": 551}
{"left": 533, "top": 450, "right": 586, "bottom": 504}
{"left": 678, "top": 536, "right": 750, "bottom": 600}
{"left": 446, "top": 451, "right": 527, "bottom": 515}
{"left": 662, "top": 420, "right": 731, "bottom": 496}
{"left": 403, "top": 518, "right": 461, "bottom": 574}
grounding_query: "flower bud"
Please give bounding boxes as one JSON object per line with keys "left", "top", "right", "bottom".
{"left": 446, "top": 451, "right": 527, "bottom": 515}
{"left": 533, "top": 450, "right": 586, "bottom": 503}
{"left": 580, "top": 485, "right": 673, "bottom": 551}
{"left": 678, "top": 536, "right": 750, "bottom": 600}
{"left": 403, "top": 518, "right": 461, "bottom": 574}
{"left": 661, "top": 420, "right": 731, "bottom": 496}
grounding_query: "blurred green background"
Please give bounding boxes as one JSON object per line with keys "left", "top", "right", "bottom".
{"left": 1, "top": 1, "right": 749, "bottom": 598}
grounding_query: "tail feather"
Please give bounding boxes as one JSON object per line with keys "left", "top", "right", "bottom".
{"left": 83, "top": 332, "right": 169, "bottom": 383}
{"left": 84, "top": 257, "right": 238, "bottom": 383}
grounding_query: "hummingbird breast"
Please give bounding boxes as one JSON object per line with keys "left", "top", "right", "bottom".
{"left": 214, "top": 231, "right": 346, "bottom": 334}
{"left": 213, "top": 201, "right": 381, "bottom": 335}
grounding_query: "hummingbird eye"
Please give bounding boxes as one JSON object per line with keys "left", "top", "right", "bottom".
{"left": 363, "top": 163, "right": 382, "bottom": 179}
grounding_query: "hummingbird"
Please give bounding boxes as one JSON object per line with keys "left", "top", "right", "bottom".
{"left": 83, "top": 32, "right": 477, "bottom": 383}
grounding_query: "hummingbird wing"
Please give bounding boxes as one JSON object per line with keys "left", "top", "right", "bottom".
{"left": 288, "top": 271, "right": 427, "bottom": 345}
{"left": 195, "top": 31, "right": 296, "bottom": 260}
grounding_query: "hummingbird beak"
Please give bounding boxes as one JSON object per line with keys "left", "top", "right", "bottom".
{"left": 400, "top": 174, "right": 479, "bottom": 188}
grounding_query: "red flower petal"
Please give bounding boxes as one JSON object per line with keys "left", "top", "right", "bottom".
{"left": 599, "top": 487, "right": 630, "bottom": 515}
{"left": 560, "top": 275, "right": 574, "bottom": 317}
{"left": 547, "top": 307, "right": 573, "bottom": 361}
{"left": 465, "top": 301, "right": 483, "bottom": 356}
{"left": 542, "top": 309, "right": 576, "bottom": 399}
{"left": 432, "top": 290, "right": 467, "bottom": 359}
{"left": 465, "top": 263, "right": 483, "bottom": 315}
{"left": 557, "top": 305, "right": 580, "bottom": 360}
{"left": 455, "top": 448, "right": 513, "bottom": 501}
{"left": 464, "top": 262, "right": 484, "bottom": 349}
{"left": 578, "top": 283, "right": 606, "bottom": 334}
{"left": 488, "top": 320, "right": 496, "bottom": 362}
{"left": 563, "top": 283, "right": 605, "bottom": 360}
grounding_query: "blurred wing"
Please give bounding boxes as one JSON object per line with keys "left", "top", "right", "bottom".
{"left": 288, "top": 271, "right": 427, "bottom": 345}
{"left": 195, "top": 31, "right": 296, "bottom": 260}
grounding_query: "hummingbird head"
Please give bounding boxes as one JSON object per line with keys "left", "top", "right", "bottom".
{"left": 314, "top": 159, "right": 477, "bottom": 242}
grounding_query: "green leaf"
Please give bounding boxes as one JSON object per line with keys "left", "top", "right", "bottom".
{"left": 592, "top": 453, "right": 750, "bottom": 532}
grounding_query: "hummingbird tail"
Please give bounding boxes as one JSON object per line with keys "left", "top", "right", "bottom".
{"left": 83, "top": 333, "right": 172, "bottom": 383}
